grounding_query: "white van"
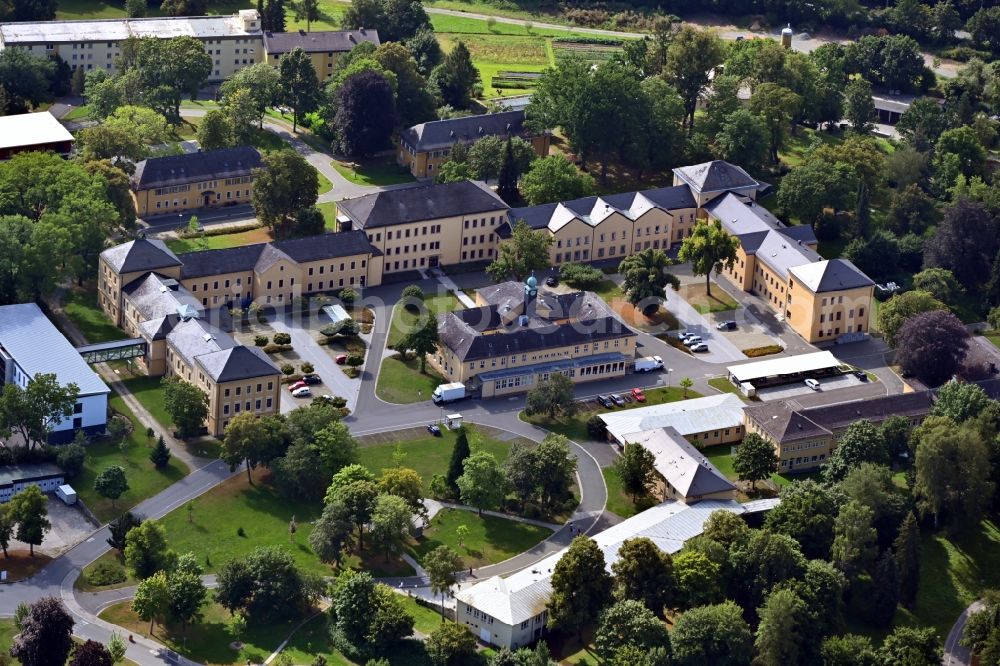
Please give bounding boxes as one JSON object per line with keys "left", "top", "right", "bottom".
{"left": 804, "top": 378, "right": 821, "bottom": 391}
{"left": 56, "top": 485, "right": 77, "bottom": 505}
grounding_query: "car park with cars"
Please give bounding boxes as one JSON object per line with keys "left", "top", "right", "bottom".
{"left": 631, "top": 388, "right": 646, "bottom": 402}
{"left": 291, "top": 386, "right": 312, "bottom": 398}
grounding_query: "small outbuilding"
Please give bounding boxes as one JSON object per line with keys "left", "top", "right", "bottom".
{"left": 0, "top": 111, "right": 74, "bottom": 160}
{"left": 726, "top": 350, "right": 844, "bottom": 389}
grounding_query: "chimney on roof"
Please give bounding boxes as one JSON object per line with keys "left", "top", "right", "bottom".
{"left": 349, "top": 33, "right": 355, "bottom": 42}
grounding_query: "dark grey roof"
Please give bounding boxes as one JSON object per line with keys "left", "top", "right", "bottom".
{"left": 263, "top": 29, "right": 379, "bottom": 54}
{"left": 439, "top": 306, "right": 637, "bottom": 362}
{"left": 337, "top": 180, "right": 508, "bottom": 229}
{"left": 196, "top": 345, "right": 279, "bottom": 383}
{"left": 122, "top": 273, "right": 203, "bottom": 320}
{"left": 777, "top": 224, "right": 818, "bottom": 245}
{"left": 132, "top": 146, "right": 261, "bottom": 190}
{"left": 789, "top": 259, "right": 875, "bottom": 293}
{"left": 177, "top": 231, "right": 377, "bottom": 279}
{"left": 400, "top": 111, "right": 534, "bottom": 152}
{"left": 673, "top": 160, "right": 759, "bottom": 193}
{"left": 102, "top": 239, "right": 182, "bottom": 274}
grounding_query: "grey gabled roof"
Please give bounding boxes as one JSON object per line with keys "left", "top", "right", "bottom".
{"left": 622, "top": 427, "right": 735, "bottom": 498}
{"left": 132, "top": 146, "right": 261, "bottom": 190}
{"left": 263, "top": 28, "right": 379, "bottom": 54}
{"left": 0, "top": 303, "right": 109, "bottom": 396}
{"left": 101, "top": 239, "right": 182, "bottom": 274}
{"left": 400, "top": 111, "right": 532, "bottom": 152}
{"left": 788, "top": 259, "right": 875, "bottom": 293}
{"left": 196, "top": 345, "right": 279, "bottom": 383}
{"left": 122, "top": 273, "right": 203, "bottom": 321}
{"left": 177, "top": 231, "right": 377, "bottom": 279}
{"left": 672, "top": 160, "right": 759, "bottom": 194}
{"left": 337, "top": 180, "right": 508, "bottom": 229}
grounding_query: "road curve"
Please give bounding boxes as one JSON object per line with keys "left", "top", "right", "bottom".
{"left": 944, "top": 600, "right": 984, "bottom": 666}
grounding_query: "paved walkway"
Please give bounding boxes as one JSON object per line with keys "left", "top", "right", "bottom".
{"left": 434, "top": 272, "right": 476, "bottom": 308}
{"left": 424, "top": 499, "right": 562, "bottom": 531}
{"left": 944, "top": 600, "right": 984, "bottom": 666}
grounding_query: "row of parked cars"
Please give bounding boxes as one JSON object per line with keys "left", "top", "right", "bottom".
{"left": 596, "top": 388, "right": 646, "bottom": 408}
{"left": 679, "top": 332, "right": 709, "bottom": 353}
{"left": 289, "top": 373, "right": 326, "bottom": 398}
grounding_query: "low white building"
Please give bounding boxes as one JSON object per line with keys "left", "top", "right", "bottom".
{"left": 455, "top": 498, "right": 777, "bottom": 650}
{"left": 619, "top": 427, "right": 736, "bottom": 503}
{"left": 0, "top": 464, "right": 65, "bottom": 502}
{"left": 0, "top": 303, "right": 109, "bottom": 443}
{"left": 599, "top": 393, "right": 746, "bottom": 447}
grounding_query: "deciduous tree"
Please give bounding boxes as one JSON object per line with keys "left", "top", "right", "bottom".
{"left": 335, "top": 70, "right": 395, "bottom": 158}
{"left": 370, "top": 493, "right": 411, "bottom": 561}
{"left": 665, "top": 26, "right": 726, "bottom": 132}
{"left": 10, "top": 597, "right": 75, "bottom": 666}
{"left": 611, "top": 537, "right": 676, "bottom": 615}
{"left": 424, "top": 545, "right": 462, "bottom": 619}
{"left": 396, "top": 314, "right": 438, "bottom": 373}
{"left": 486, "top": 219, "right": 552, "bottom": 281}
{"left": 456, "top": 452, "right": 506, "bottom": 515}
{"left": 732, "top": 432, "right": 778, "bottom": 490}
{"left": 10, "top": 485, "right": 49, "bottom": 556}
{"left": 94, "top": 465, "right": 129, "bottom": 509}
{"left": 251, "top": 150, "right": 320, "bottom": 231}
{"left": 594, "top": 600, "right": 671, "bottom": 664}
{"left": 525, "top": 374, "right": 578, "bottom": 420}
{"left": 619, "top": 248, "right": 679, "bottom": 310}
{"left": 161, "top": 377, "right": 208, "bottom": 438}
{"left": 614, "top": 443, "right": 656, "bottom": 501}
{"left": 426, "top": 622, "right": 477, "bottom": 666}
{"left": 877, "top": 290, "right": 947, "bottom": 347}
{"left": 754, "top": 587, "right": 808, "bottom": 666}
{"left": 913, "top": 416, "right": 993, "bottom": 531}
{"left": 132, "top": 571, "right": 170, "bottom": 634}
{"left": 678, "top": 220, "right": 739, "bottom": 297}
{"left": 222, "top": 412, "right": 290, "bottom": 484}
{"left": 279, "top": 47, "right": 321, "bottom": 131}
{"left": 309, "top": 497, "right": 353, "bottom": 564}
{"left": 548, "top": 536, "right": 613, "bottom": 637}
{"left": 0, "top": 373, "right": 78, "bottom": 449}
{"left": 749, "top": 83, "right": 802, "bottom": 163}
{"left": 843, "top": 76, "right": 876, "bottom": 133}
{"left": 895, "top": 310, "right": 969, "bottom": 386}
{"left": 879, "top": 626, "right": 942, "bottom": 665}
{"left": 671, "top": 601, "right": 752, "bottom": 666}
{"left": 216, "top": 546, "right": 316, "bottom": 622}
{"left": 69, "top": 639, "right": 114, "bottom": 666}
{"left": 124, "top": 520, "right": 175, "bottom": 579}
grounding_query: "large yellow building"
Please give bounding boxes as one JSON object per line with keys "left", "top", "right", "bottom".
{"left": 130, "top": 146, "right": 262, "bottom": 218}
{"left": 0, "top": 10, "right": 263, "bottom": 81}
{"left": 396, "top": 111, "right": 550, "bottom": 179}
{"left": 501, "top": 160, "right": 875, "bottom": 345}
{"left": 262, "top": 29, "right": 380, "bottom": 80}
{"left": 431, "top": 278, "right": 638, "bottom": 397}
{"left": 336, "top": 179, "right": 510, "bottom": 274}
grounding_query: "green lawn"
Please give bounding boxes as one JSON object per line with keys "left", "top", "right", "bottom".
{"left": 63, "top": 289, "right": 124, "bottom": 343}
{"left": 165, "top": 226, "right": 272, "bottom": 253}
{"left": 77, "top": 392, "right": 189, "bottom": 523}
{"left": 398, "top": 595, "right": 448, "bottom": 635}
{"left": 708, "top": 377, "right": 749, "bottom": 400}
{"left": 601, "top": 467, "right": 651, "bottom": 519}
{"left": 62, "top": 104, "right": 91, "bottom": 120}
{"left": 388, "top": 295, "right": 463, "bottom": 349}
{"left": 121, "top": 375, "right": 172, "bottom": 433}
{"left": 701, "top": 442, "right": 808, "bottom": 490}
{"left": 409, "top": 508, "right": 551, "bottom": 569}
{"left": 280, "top": 612, "right": 433, "bottom": 665}
{"left": 523, "top": 386, "right": 702, "bottom": 441}
{"left": 356, "top": 427, "right": 518, "bottom": 494}
{"left": 679, "top": 282, "right": 739, "bottom": 314}
{"left": 893, "top": 519, "right": 1000, "bottom": 644}
{"left": 100, "top": 600, "right": 291, "bottom": 666}
{"left": 332, "top": 157, "right": 416, "bottom": 186}
{"left": 375, "top": 355, "right": 446, "bottom": 404}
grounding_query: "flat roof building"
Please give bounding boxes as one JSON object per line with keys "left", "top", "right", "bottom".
{"left": 0, "top": 303, "right": 109, "bottom": 443}
{"left": 0, "top": 111, "right": 74, "bottom": 160}
{"left": 599, "top": 393, "right": 746, "bottom": 448}
{"left": 0, "top": 463, "right": 65, "bottom": 502}
{"left": 726, "top": 350, "right": 844, "bottom": 387}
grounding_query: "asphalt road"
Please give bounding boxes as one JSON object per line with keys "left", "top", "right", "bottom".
{"left": 944, "top": 600, "right": 984, "bottom": 666}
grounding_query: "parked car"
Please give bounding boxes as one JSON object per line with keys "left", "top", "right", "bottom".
{"left": 545, "top": 275, "right": 558, "bottom": 287}
{"left": 611, "top": 393, "right": 626, "bottom": 407}
{"left": 289, "top": 380, "right": 307, "bottom": 391}
{"left": 691, "top": 342, "right": 709, "bottom": 352}
{"left": 426, "top": 423, "right": 442, "bottom": 436}
{"left": 853, "top": 370, "right": 869, "bottom": 382}
{"left": 631, "top": 388, "right": 646, "bottom": 402}
{"left": 335, "top": 354, "right": 348, "bottom": 364}
{"left": 597, "top": 395, "right": 615, "bottom": 408}
{"left": 716, "top": 320, "right": 737, "bottom": 331}
{"left": 683, "top": 336, "right": 703, "bottom": 347}
{"left": 302, "top": 374, "right": 322, "bottom": 385}
{"left": 680, "top": 332, "right": 699, "bottom": 341}
{"left": 314, "top": 394, "right": 335, "bottom": 404}
{"left": 291, "top": 387, "right": 312, "bottom": 398}
{"left": 804, "top": 378, "right": 821, "bottom": 391}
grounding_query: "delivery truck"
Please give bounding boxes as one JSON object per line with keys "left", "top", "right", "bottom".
{"left": 634, "top": 356, "right": 664, "bottom": 372}
{"left": 432, "top": 382, "right": 466, "bottom": 404}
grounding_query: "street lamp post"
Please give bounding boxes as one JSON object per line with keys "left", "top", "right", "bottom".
{"left": 667, "top": 368, "right": 673, "bottom": 387}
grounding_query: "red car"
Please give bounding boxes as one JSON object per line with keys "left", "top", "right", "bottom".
{"left": 631, "top": 388, "right": 646, "bottom": 402}
{"left": 289, "top": 380, "right": 307, "bottom": 391}
{"left": 335, "top": 354, "right": 348, "bottom": 364}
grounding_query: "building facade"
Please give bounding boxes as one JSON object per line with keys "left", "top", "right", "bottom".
{"left": 0, "top": 303, "right": 109, "bottom": 443}
{"left": 598, "top": 393, "right": 746, "bottom": 448}
{"left": 0, "top": 464, "right": 65, "bottom": 503}
{"left": 336, "top": 180, "right": 509, "bottom": 274}
{"left": 396, "top": 110, "right": 550, "bottom": 179}
{"left": 130, "top": 146, "right": 262, "bottom": 218}
{"left": 262, "top": 29, "right": 379, "bottom": 80}
{"left": 0, "top": 10, "right": 263, "bottom": 81}
{"left": 432, "top": 279, "right": 638, "bottom": 398}
{"left": 0, "top": 111, "right": 74, "bottom": 160}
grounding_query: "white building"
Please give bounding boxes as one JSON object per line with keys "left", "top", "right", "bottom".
{"left": 455, "top": 498, "right": 777, "bottom": 650}
{"left": 619, "top": 427, "right": 736, "bottom": 503}
{"left": 0, "top": 464, "right": 65, "bottom": 502}
{"left": 598, "top": 393, "right": 746, "bottom": 447}
{"left": 0, "top": 303, "right": 109, "bottom": 443}
{"left": 0, "top": 9, "right": 262, "bottom": 81}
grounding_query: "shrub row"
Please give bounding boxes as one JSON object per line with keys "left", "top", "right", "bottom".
{"left": 742, "top": 345, "right": 784, "bottom": 357}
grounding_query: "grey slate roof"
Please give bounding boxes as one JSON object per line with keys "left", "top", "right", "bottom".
{"left": 196, "top": 345, "right": 279, "bottom": 383}
{"left": 165, "top": 318, "right": 236, "bottom": 369}
{"left": 101, "top": 239, "right": 182, "bottom": 274}
{"left": 673, "top": 160, "right": 759, "bottom": 194}
{"left": 337, "top": 180, "right": 508, "bottom": 230}
{"left": 0, "top": 303, "right": 109, "bottom": 396}
{"left": 178, "top": 231, "right": 377, "bottom": 279}
{"left": 789, "top": 259, "right": 875, "bottom": 293}
{"left": 399, "top": 111, "right": 532, "bottom": 152}
{"left": 131, "top": 146, "right": 261, "bottom": 190}
{"left": 122, "top": 273, "right": 203, "bottom": 321}
{"left": 263, "top": 28, "right": 379, "bottom": 54}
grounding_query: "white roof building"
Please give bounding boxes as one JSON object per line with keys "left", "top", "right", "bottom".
{"left": 727, "top": 350, "right": 843, "bottom": 385}
{"left": 0, "top": 111, "right": 73, "bottom": 153}
{"left": 599, "top": 393, "right": 746, "bottom": 444}
{"left": 0, "top": 10, "right": 260, "bottom": 44}
{"left": 456, "top": 498, "right": 778, "bottom": 648}
{"left": 620, "top": 427, "right": 735, "bottom": 502}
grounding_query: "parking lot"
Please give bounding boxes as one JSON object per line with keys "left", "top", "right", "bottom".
{"left": 10, "top": 497, "right": 97, "bottom": 557}
{"left": 755, "top": 373, "right": 868, "bottom": 401}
